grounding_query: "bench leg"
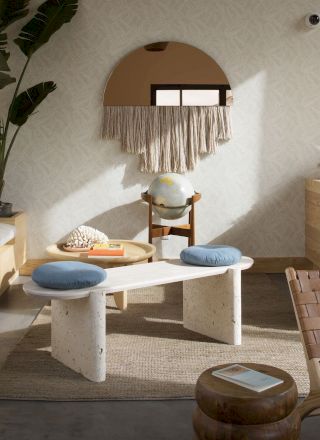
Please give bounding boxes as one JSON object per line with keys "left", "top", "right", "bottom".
{"left": 51, "top": 291, "right": 106, "bottom": 382}
{"left": 113, "top": 290, "right": 127, "bottom": 310}
{"left": 183, "top": 268, "right": 241, "bottom": 345}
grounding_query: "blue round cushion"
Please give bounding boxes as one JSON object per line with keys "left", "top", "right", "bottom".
{"left": 32, "top": 261, "right": 107, "bottom": 290}
{"left": 180, "top": 245, "right": 242, "bottom": 267}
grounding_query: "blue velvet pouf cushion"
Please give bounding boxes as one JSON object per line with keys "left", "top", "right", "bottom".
{"left": 32, "top": 261, "right": 107, "bottom": 290}
{"left": 180, "top": 245, "right": 242, "bottom": 267}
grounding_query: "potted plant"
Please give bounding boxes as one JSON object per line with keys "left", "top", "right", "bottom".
{"left": 0, "top": 0, "right": 78, "bottom": 216}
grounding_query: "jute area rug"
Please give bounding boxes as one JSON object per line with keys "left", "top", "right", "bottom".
{"left": 0, "top": 274, "right": 309, "bottom": 400}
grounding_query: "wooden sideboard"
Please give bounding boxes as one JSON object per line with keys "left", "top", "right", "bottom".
{"left": 306, "top": 179, "right": 320, "bottom": 268}
{"left": 0, "top": 212, "right": 27, "bottom": 295}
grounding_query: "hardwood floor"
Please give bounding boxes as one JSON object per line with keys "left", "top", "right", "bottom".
{"left": 0, "top": 274, "right": 319, "bottom": 440}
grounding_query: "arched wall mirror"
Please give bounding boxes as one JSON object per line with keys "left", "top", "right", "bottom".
{"left": 103, "top": 42, "right": 233, "bottom": 173}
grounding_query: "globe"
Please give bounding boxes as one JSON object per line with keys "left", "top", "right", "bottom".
{"left": 148, "top": 173, "right": 195, "bottom": 220}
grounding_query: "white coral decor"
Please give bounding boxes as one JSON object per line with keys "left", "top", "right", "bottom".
{"left": 66, "top": 225, "right": 108, "bottom": 248}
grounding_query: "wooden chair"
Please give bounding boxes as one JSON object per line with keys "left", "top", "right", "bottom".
{"left": 285, "top": 267, "right": 320, "bottom": 419}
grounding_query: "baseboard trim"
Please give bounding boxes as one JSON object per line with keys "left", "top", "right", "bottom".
{"left": 247, "top": 257, "right": 315, "bottom": 273}
{"left": 19, "top": 257, "right": 315, "bottom": 276}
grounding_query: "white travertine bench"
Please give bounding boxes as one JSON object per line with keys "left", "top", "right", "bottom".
{"left": 23, "top": 257, "right": 254, "bottom": 382}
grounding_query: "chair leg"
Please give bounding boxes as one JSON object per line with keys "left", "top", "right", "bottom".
{"left": 183, "top": 268, "right": 242, "bottom": 345}
{"left": 51, "top": 291, "right": 106, "bottom": 382}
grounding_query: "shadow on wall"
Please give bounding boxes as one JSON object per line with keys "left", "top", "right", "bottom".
{"left": 120, "top": 156, "right": 153, "bottom": 190}
{"left": 7, "top": 2, "right": 319, "bottom": 259}
{"left": 58, "top": 199, "right": 149, "bottom": 242}
{"left": 86, "top": 199, "right": 148, "bottom": 239}
{"left": 57, "top": 177, "right": 305, "bottom": 256}
{"left": 209, "top": 178, "right": 305, "bottom": 256}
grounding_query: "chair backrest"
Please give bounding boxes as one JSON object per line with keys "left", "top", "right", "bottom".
{"left": 286, "top": 267, "right": 320, "bottom": 392}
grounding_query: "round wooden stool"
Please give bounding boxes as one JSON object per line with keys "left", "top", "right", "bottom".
{"left": 193, "top": 363, "right": 301, "bottom": 440}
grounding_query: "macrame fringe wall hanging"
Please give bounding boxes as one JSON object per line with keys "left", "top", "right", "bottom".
{"left": 102, "top": 41, "right": 233, "bottom": 173}
{"left": 102, "top": 105, "right": 232, "bottom": 174}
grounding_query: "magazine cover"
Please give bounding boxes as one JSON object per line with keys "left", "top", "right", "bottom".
{"left": 212, "top": 364, "right": 284, "bottom": 392}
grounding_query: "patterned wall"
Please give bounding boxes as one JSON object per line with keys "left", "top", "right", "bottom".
{"left": 1, "top": 0, "right": 319, "bottom": 258}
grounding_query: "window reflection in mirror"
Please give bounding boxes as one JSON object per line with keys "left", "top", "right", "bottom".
{"left": 182, "top": 89, "right": 219, "bottom": 106}
{"left": 151, "top": 84, "right": 230, "bottom": 106}
{"left": 156, "top": 89, "right": 180, "bottom": 106}
{"left": 104, "top": 42, "right": 232, "bottom": 107}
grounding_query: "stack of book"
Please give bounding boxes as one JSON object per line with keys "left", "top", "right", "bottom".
{"left": 88, "top": 243, "right": 125, "bottom": 258}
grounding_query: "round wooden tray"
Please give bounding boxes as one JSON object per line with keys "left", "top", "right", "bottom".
{"left": 62, "top": 245, "right": 91, "bottom": 252}
{"left": 47, "top": 239, "right": 156, "bottom": 265}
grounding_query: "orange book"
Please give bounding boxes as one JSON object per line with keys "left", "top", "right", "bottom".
{"left": 88, "top": 248, "right": 124, "bottom": 257}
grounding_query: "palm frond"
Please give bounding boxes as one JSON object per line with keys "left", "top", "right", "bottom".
{"left": 0, "top": 71, "right": 15, "bottom": 89}
{"left": 0, "top": 32, "right": 9, "bottom": 67}
{"left": 0, "top": 0, "right": 30, "bottom": 32}
{"left": 0, "top": 118, "right": 4, "bottom": 139}
{"left": 0, "top": 32, "right": 15, "bottom": 88}
{"left": 9, "top": 81, "right": 56, "bottom": 126}
{"left": 14, "top": 0, "right": 78, "bottom": 57}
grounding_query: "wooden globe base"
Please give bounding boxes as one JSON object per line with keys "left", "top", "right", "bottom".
{"left": 141, "top": 192, "right": 201, "bottom": 262}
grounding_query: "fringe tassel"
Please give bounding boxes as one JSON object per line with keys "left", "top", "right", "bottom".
{"left": 102, "top": 105, "right": 232, "bottom": 173}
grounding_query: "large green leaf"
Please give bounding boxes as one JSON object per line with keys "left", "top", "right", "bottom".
{"left": 0, "top": 71, "right": 15, "bottom": 89}
{"left": 0, "top": 32, "right": 15, "bottom": 88}
{"left": 0, "top": 32, "right": 9, "bottom": 68}
{"left": 0, "top": 0, "right": 29, "bottom": 88}
{"left": 14, "top": 0, "right": 78, "bottom": 57}
{"left": 9, "top": 81, "right": 56, "bottom": 126}
{"left": 0, "top": 0, "right": 30, "bottom": 32}
{"left": 0, "top": 51, "right": 8, "bottom": 70}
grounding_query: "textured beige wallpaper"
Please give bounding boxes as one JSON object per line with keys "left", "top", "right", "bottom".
{"left": 1, "top": 0, "right": 319, "bottom": 258}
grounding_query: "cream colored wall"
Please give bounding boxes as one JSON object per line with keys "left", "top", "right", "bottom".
{"left": 1, "top": 0, "right": 319, "bottom": 258}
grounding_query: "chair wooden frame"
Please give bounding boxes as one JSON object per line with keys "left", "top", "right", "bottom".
{"left": 285, "top": 267, "right": 320, "bottom": 419}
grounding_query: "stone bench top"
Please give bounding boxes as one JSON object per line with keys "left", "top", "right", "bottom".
{"left": 23, "top": 257, "right": 254, "bottom": 301}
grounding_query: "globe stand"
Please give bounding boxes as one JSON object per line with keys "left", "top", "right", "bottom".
{"left": 141, "top": 191, "right": 201, "bottom": 262}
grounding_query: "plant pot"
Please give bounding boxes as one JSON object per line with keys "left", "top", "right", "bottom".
{"left": 0, "top": 202, "right": 13, "bottom": 217}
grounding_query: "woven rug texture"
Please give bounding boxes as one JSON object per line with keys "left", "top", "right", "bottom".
{"left": 0, "top": 274, "right": 308, "bottom": 400}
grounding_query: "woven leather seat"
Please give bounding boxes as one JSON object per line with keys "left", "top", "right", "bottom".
{"left": 286, "top": 267, "right": 320, "bottom": 419}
